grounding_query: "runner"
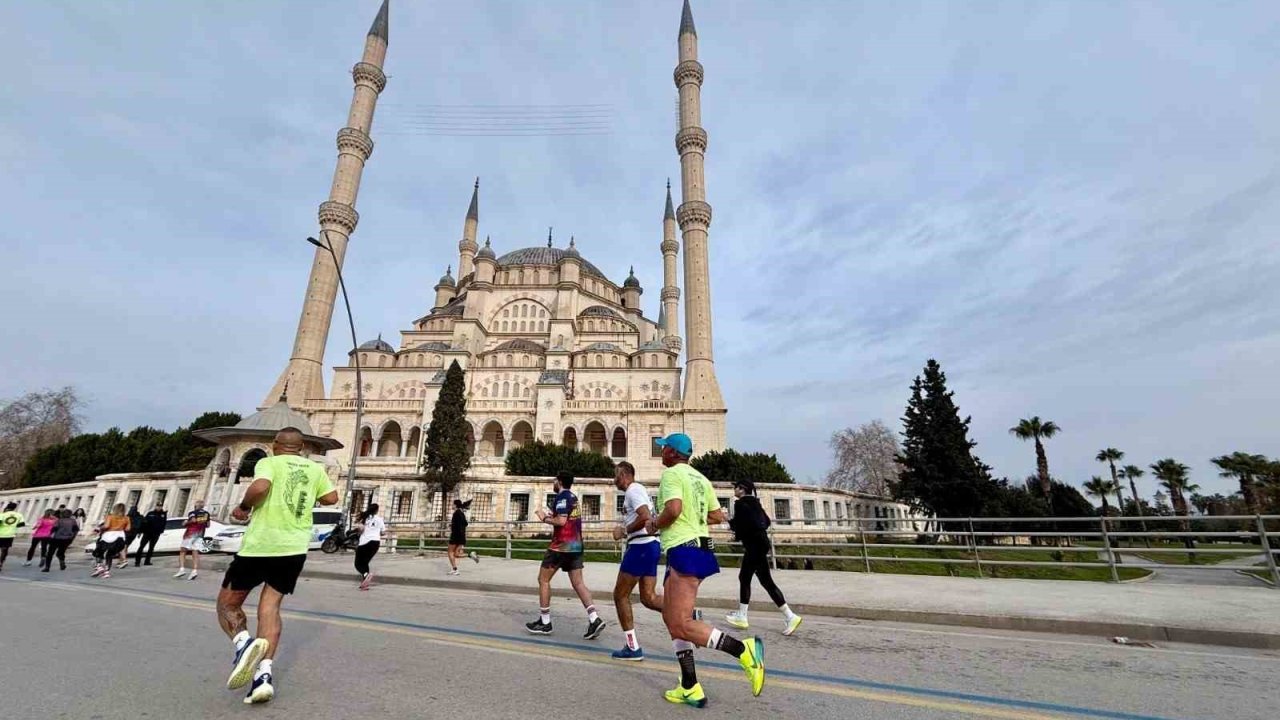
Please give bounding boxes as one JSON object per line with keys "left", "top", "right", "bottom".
{"left": 645, "top": 433, "right": 764, "bottom": 707}
{"left": 525, "top": 471, "right": 605, "bottom": 640}
{"left": 174, "top": 500, "right": 211, "bottom": 580}
{"left": 354, "top": 503, "right": 383, "bottom": 590}
{"left": 609, "top": 461, "right": 662, "bottom": 661}
{"left": 45, "top": 509, "right": 80, "bottom": 572}
{"left": 726, "top": 479, "right": 802, "bottom": 635}
{"left": 23, "top": 509, "right": 56, "bottom": 567}
{"left": 91, "top": 504, "right": 131, "bottom": 579}
{"left": 216, "top": 427, "right": 338, "bottom": 705}
{"left": 0, "top": 502, "right": 25, "bottom": 572}
{"left": 447, "top": 499, "right": 479, "bottom": 575}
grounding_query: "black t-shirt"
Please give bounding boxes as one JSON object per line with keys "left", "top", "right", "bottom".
{"left": 729, "top": 496, "right": 771, "bottom": 548}
{"left": 450, "top": 509, "right": 468, "bottom": 536}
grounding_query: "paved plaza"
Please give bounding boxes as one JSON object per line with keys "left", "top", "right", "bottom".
{"left": 2, "top": 557, "right": 1277, "bottom": 719}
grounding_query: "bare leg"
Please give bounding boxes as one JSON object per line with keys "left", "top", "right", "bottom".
{"left": 177, "top": 548, "right": 187, "bottom": 570}
{"left": 191, "top": 546, "right": 200, "bottom": 573}
{"left": 613, "top": 573, "right": 639, "bottom": 631}
{"left": 256, "top": 586, "right": 285, "bottom": 660}
{"left": 447, "top": 544, "right": 458, "bottom": 571}
{"left": 537, "top": 566, "right": 556, "bottom": 609}
{"left": 661, "top": 571, "right": 712, "bottom": 646}
{"left": 216, "top": 587, "right": 251, "bottom": 639}
{"left": 638, "top": 576, "right": 663, "bottom": 613}
{"left": 567, "top": 568, "right": 595, "bottom": 610}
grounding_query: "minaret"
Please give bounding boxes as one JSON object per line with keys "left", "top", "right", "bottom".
{"left": 660, "top": 179, "right": 682, "bottom": 351}
{"left": 264, "top": 0, "right": 390, "bottom": 408}
{"left": 674, "top": 0, "right": 724, "bottom": 411}
{"left": 457, "top": 178, "right": 479, "bottom": 279}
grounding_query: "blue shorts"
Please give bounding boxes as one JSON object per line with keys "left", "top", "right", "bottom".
{"left": 665, "top": 545, "right": 720, "bottom": 580}
{"left": 619, "top": 541, "right": 661, "bottom": 577}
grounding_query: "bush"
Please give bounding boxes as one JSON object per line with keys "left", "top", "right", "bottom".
{"left": 691, "top": 449, "right": 794, "bottom": 485}
{"left": 505, "top": 440, "right": 616, "bottom": 478}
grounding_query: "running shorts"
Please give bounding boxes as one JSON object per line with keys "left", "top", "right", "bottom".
{"left": 665, "top": 544, "right": 720, "bottom": 580}
{"left": 619, "top": 541, "right": 661, "bottom": 578}
{"left": 180, "top": 534, "right": 204, "bottom": 551}
{"left": 0, "top": 538, "right": 12, "bottom": 549}
{"left": 222, "top": 554, "right": 308, "bottom": 595}
{"left": 448, "top": 532, "right": 466, "bottom": 546}
{"left": 540, "top": 550, "right": 584, "bottom": 572}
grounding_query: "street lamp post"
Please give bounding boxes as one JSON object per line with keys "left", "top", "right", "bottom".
{"left": 307, "top": 233, "right": 363, "bottom": 526}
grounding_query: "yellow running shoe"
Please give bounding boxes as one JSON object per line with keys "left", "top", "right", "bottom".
{"left": 738, "top": 637, "right": 765, "bottom": 697}
{"left": 664, "top": 682, "right": 708, "bottom": 708}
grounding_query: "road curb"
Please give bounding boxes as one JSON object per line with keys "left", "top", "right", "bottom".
{"left": 298, "top": 568, "right": 1280, "bottom": 651}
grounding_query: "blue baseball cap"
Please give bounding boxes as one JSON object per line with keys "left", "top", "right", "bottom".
{"left": 655, "top": 432, "right": 693, "bottom": 456}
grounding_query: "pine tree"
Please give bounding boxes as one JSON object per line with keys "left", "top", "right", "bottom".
{"left": 423, "top": 361, "right": 472, "bottom": 520}
{"left": 894, "top": 359, "right": 995, "bottom": 517}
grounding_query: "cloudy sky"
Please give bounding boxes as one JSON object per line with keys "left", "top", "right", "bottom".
{"left": 2, "top": 1, "right": 1278, "bottom": 497}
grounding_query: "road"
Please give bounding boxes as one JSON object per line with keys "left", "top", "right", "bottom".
{"left": 1, "top": 559, "right": 1276, "bottom": 719}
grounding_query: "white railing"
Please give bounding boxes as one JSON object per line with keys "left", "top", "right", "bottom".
{"left": 305, "top": 399, "right": 423, "bottom": 411}
{"left": 562, "top": 400, "right": 681, "bottom": 411}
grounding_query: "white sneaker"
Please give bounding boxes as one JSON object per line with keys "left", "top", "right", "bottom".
{"left": 173, "top": 569, "right": 187, "bottom": 578}
{"left": 470, "top": 551, "right": 480, "bottom": 564}
{"left": 725, "top": 611, "right": 750, "bottom": 630}
{"left": 783, "top": 614, "right": 804, "bottom": 636}
{"left": 447, "top": 569, "right": 460, "bottom": 576}
{"left": 23, "top": 561, "right": 32, "bottom": 567}
{"left": 188, "top": 571, "right": 199, "bottom": 581}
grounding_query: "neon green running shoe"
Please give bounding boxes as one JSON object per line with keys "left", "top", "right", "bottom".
{"left": 664, "top": 681, "right": 708, "bottom": 708}
{"left": 738, "top": 636, "right": 765, "bottom": 697}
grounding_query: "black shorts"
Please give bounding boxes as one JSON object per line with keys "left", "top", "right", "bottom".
{"left": 541, "top": 550, "right": 584, "bottom": 572}
{"left": 222, "top": 554, "right": 307, "bottom": 595}
{"left": 0, "top": 538, "right": 12, "bottom": 549}
{"left": 449, "top": 533, "right": 466, "bottom": 546}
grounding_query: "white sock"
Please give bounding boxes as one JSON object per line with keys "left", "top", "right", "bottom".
{"left": 705, "top": 628, "right": 723, "bottom": 650}
{"left": 624, "top": 629, "right": 639, "bottom": 651}
{"left": 540, "top": 608, "right": 551, "bottom": 624}
{"left": 781, "top": 603, "right": 797, "bottom": 621}
{"left": 586, "top": 605, "right": 600, "bottom": 623}
{"left": 232, "top": 631, "right": 251, "bottom": 651}
{"left": 255, "top": 659, "right": 272, "bottom": 679}
{"left": 738, "top": 603, "right": 750, "bottom": 616}
{"left": 673, "top": 639, "right": 695, "bottom": 652}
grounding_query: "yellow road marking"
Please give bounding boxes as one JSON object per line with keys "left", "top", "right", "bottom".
{"left": 7, "top": 579, "right": 1078, "bottom": 720}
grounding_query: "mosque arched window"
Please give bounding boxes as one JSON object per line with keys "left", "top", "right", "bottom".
{"left": 522, "top": 387, "right": 531, "bottom": 399}
{"left": 505, "top": 354, "right": 513, "bottom": 366}
{"left": 502, "top": 382, "right": 510, "bottom": 397}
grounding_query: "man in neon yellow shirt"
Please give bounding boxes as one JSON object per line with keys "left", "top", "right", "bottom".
{"left": 215, "top": 428, "right": 337, "bottom": 705}
{"left": 644, "top": 433, "right": 764, "bottom": 707}
{"left": 0, "top": 502, "right": 26, "bottom": 572}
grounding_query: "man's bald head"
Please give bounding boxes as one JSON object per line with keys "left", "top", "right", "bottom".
{"left": 273, "top": 427, "right": 306, "bottom": 456}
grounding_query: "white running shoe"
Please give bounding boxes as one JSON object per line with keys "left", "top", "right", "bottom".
{"left": 725, "top": 611, "right": 750, "bottom": 630}
{"left": 91, "top": 565, "right": 106, "bottom": 577}
{"left": 783, "top": 615, "right": 804, "bottom": 636}
{"left": 173, "top": 569, "right": 187, "bottom": 578}
{"left": 188, "top": 571, "right": 199, "bottom": 581}
{"left": 23, "top": 561, "right": 32, "bottom": 567}
{"left": 447, "top": 569, "right": 460, "bottom": 576}
{"left": 470, "top": 551, "right": 480, "bottom": 564}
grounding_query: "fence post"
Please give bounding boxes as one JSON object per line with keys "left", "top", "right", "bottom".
{"left": 418, "top": 530, "right": 424, "bottom": 552}
{"left": 968, "top": 518, "right": 983, "bottom": 578}
{"left": 768, "top": 525, "right": 777, "bottom": 571}
{"left": 1256, "top": 515, "right": 1279, "bottom": 590}
{"left": 857, "top": 517, "right": 871, "bottom": 574}
{"left": 1099, "top": 516, "right": 1120, "bottom": 583}
{"left": 505, "top": 523, "right": 513, "bottom": 560}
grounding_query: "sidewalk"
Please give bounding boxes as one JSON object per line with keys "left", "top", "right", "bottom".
{"left": 288, "top": 550, "right": 1280, "bottom": 650}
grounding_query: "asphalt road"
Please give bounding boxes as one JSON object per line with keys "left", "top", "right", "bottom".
{"left": 1, "top": 559, "right": 1276, "bottom": 719}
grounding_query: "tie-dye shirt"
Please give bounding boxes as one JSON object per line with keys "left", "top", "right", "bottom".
{"left": 548, "top": 490, "right": 583, "bottom": 554}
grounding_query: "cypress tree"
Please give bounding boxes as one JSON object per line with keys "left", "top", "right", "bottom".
{"left": 423, "top": 361, "right": 472, "bottom": 518}
{"left": 894, "top": 359, "right": 995, "bottom": 517}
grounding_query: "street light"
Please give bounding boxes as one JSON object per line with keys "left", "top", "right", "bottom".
{"left": 307, "top": 232, "right": 363, "bottom": 527}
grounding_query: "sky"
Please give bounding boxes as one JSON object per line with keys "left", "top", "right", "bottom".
{"left": 2, "top": 1, "right": 1278, "bottom": 498}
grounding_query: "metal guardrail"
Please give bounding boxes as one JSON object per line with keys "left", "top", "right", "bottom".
{"left": 376, "top": 514, "right": 1280, "bottom": 587}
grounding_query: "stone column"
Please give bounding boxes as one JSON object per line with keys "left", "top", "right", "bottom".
{"left": 661, "top": 180, "right": 682, "bottom": 351}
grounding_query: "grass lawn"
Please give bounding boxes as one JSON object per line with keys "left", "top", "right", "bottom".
{"left": 391, "top": 535, "right": 1150, "bottom": 582}
{"left": 1115, "top": 541, "right": 1260, "bottom": 566}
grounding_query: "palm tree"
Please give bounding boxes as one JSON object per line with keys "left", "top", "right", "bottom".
{"left": 1083, "top": 476, "right": 1120, "bottom": 516}
{"left": 1150, "top": 458, "right": 1200, "bottom": 558}
{"left": 1096, "top": 448, "right": 1125, "bottom": 514}
{"left": 1118, "top": 464, "right": 1149, "bottom": 546}
{"left": 1010, "top": 417, "right": 1061, "bottom": 508}
{"left": 1210, "top": 452, "right": 1267, "bottom": 515}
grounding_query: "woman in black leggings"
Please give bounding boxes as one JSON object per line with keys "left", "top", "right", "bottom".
{"left": 725, "top": 480, "right": 803, "bottom": 636}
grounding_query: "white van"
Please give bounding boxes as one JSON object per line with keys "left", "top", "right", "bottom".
{"left": 210, "top": 508, "right": 344, "bottom": 554}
